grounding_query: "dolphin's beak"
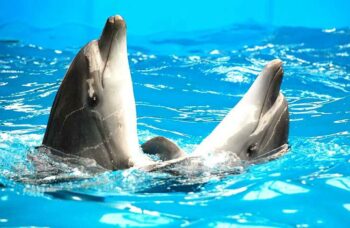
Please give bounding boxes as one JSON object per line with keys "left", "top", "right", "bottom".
{"left": 98, "top": 15, "right": 127, "bottom": 63}
{"left": 260, "top": 59, "right": 284, "bottom": 115}
{"left": 244, "top": 59, "right": 284, "bottom": 116}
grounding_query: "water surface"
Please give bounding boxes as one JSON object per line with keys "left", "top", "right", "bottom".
{"left": 0, "top": 24, "right": 349, "bottom": 226}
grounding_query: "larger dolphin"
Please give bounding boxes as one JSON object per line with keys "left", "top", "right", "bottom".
{"left": 42, "top": 16, "right": 152, "bottom": 170}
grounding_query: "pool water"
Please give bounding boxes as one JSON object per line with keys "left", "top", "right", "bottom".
{"left": 0, "top": 24, "right": 349, "bottom": 227}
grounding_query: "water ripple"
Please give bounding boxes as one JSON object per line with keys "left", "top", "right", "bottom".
{"left": 0, "top": 25, "right": 349, "bottom": 226}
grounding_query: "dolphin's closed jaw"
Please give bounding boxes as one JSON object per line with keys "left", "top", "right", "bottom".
{"left": 107, "top": 15, "right": 126, "bottom": 31}
{"left": 98, "top": 15, "right": 127, "bottom": 62}
{"left": 245, "top": 59, "right": 284, "bottom": 116}
{"left": 260, "top": 59, "right": 284, "bottom": 115}
{"left": 102, "top": 15, "right": 126, "bottom": 38}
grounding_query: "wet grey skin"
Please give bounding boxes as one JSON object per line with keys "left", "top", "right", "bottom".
{"left": 42, "top": 15, "right": 153, "bottom": 170}
{"left": 141, "top": 137, "right": 186, "bottom": 161}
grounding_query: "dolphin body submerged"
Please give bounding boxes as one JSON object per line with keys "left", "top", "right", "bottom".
{"left": 42, "top": 15, "right": 289, "bottom": 172}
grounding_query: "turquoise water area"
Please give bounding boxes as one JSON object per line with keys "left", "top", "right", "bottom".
{"left": 0, "top": 25, "right": 349, "bottom": 226}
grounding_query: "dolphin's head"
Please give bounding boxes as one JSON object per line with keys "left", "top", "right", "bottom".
{"left": 239, "top": 59, "right": 289, "bottom": 161}
{"left": 82, "top": 15, "right": 129, "bottom": 111}
{"left": 194, "top": 59, "right": 289, "bottom": 162}
{"left": 43, "top": 15, "right": 147, "bottom": 170}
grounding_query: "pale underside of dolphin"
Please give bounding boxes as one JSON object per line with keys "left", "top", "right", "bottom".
{"left": 41, "top": 15, "right": 289, "bottom": 172}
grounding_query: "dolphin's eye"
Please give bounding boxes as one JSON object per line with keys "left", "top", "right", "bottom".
{"left": 247, "top": 143, "right": 258, "bottom": 158}
{"left": 87, "top": 94, "right": 99, "bottom": 107}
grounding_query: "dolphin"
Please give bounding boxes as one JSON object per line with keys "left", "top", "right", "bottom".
{"left": 42, "top": 15, "right": 153, "bottom": 170}
{"left": 143, "top": 59, "right": 289, "bottom": 172}
{"left": 192, "top": 59, "right": 289, "bottom": 161}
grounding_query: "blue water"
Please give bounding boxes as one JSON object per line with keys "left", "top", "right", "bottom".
{"left": 0, "top": 24, "right": 349, "bottom": 227}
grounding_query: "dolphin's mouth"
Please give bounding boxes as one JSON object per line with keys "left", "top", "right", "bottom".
{"left": 99, "top": 15, "right": 126, "bottom": 87}
{"left": 99, "top": 15, "right": 126, "bottom": 50}
{"left": 249, "top": 60, "right": 284, "bottom": 135}
{"left": 260, "top": 60, "right": 284, "bottom": 117}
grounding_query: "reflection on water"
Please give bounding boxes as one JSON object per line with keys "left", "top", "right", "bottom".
{"left": 0, "top": 24, "right": 349, "bottom": 226}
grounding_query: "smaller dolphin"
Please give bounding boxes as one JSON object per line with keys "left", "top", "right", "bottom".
{"left": 143, "top": 59, "right": 289, "bottom": 170}
{"left": 192, "top": 59, "right": 289, "bottom": 161}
